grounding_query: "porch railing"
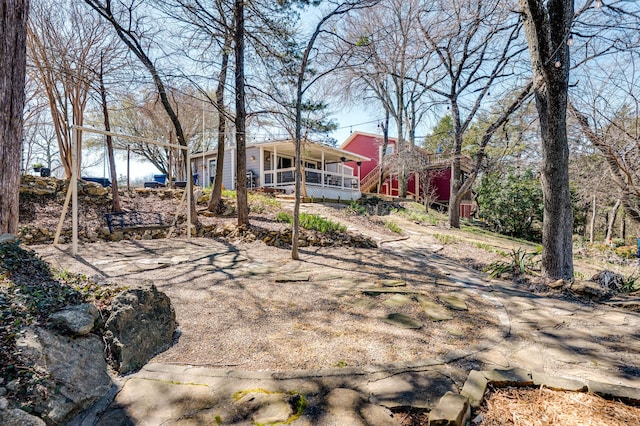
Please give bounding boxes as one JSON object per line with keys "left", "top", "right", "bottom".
{"left": 263, "top": 167, "right": 359, "bottom": 190}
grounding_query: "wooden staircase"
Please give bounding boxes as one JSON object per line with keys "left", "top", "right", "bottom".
{"left": 360, "top": 164, "right": 382, "bottom": 193}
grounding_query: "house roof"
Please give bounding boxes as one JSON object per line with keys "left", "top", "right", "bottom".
{"left": 339, "top": 131, "right": 398, "bottom": 150}
{"left": 192, "top": 139, "right": 369, "bottom": 163}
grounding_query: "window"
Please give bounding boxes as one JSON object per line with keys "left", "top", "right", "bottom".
{"left": 278, "top": 156, "right": 292, "bottom": 169}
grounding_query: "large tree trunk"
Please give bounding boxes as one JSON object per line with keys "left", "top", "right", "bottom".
{"left": 520, "top": 0, "right": 574, "bottom": 280}
{"left": 0, "top": 0, "right": 29, "bottom": 234}
{"left": 208, "top": 38, "right": 231, "bottom": 215}
{"left": 234, "top": 0, "right": 248, "bottom": 226}
{"left": 448, "top": 99, "right": 463, "bottom": 228}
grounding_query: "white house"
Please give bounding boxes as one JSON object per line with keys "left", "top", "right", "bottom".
{"left": 191, "top": 139, "right": 369, "bottom": 200}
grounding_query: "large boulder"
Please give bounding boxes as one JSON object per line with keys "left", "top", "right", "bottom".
{"left": 104, "top": 285, "right": 176, "bottom": 374}
{"left": 15, "top": 327, "right": 112, "bottom": 424}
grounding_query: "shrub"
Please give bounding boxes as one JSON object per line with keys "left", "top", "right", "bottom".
{"left": 385, "top": 221, "right": 402, "bottom": 233}
{"left": 275, "top": 211, "right": 292, "bottom": 223}
{"left": 477, "top": 168, "right": 543, "bottom": 241}
{"left": 615, "top": 245, "right": 638, "bottom": 259}
{"left": 484, "top": 248, "right": 540, "bottom": 279}
{"left": 274, "top": 212, "right": 347, "bottom": 233}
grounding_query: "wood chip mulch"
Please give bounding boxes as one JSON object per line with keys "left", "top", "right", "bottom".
{"left": 475, "top": 385, "right": 640, "bottom": 426}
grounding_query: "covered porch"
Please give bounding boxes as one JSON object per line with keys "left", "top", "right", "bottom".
{"left": 249, "top": 140, "right": 369, "bottom": 200}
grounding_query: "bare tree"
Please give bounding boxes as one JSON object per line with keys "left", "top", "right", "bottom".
{"left": 83, "top": 0, "right": 198, "bottom": 224}
{"left": 289, "top": 0, "right": 378, "bottom": 259}
{"left": 156, "top": 0, "right": 234, "bottom": 214}
{"left": 109, "top": 88, "right": 216, "bottom": 175}
{"left": 0, "top": 0, "right": 29, "bottom": 234}
{"left": 27, "top": 0, "right": 114, "bottom": 178}
{"left": 416, "top": 0, "right": 529, "bottom": 228}
{"left": 334, "top": 0, "right": 433, "bottom": 196}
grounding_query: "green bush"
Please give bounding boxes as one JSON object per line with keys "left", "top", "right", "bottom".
{"left": 346, "top": 200, "right": 368, "bottom": 216}
{"left": 275, "top": 211, "right": 292, "bottom": 223}
{"left": 274, "top": 212, "right": 347, "bottom": 233}
{"left": 299, "top": 213, "right": 346, "bottom": 233}
{"left": 433, "top": 233, "right": 457, "bottom": 244}
{"left": 477, "top": 168, "right": 543, "bottom": 241}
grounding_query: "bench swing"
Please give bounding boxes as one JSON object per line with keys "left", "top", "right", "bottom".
{"left": 53, "top": 125, "right": 193, "bottom": 256}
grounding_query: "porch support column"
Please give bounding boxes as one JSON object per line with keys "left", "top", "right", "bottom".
{"left": 321, "top": 151, "right": 325, "bottom": 187}
{"left": 415, "top": 172, "right": 419, "bottom": 200}
{"left": 274, "top": 146, "right": 278, "bottom": 185}
{"left": 259, "top": 147, "right": 264, "bottom": 187}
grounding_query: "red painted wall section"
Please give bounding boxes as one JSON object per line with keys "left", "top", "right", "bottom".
{"left": 341, "top": 132, "right": 456, "bottom": 205}
{"left": 341, "top": 133, "right": 397, "bottom": 181}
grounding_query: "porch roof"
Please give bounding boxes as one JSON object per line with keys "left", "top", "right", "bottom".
{"left": 191, "top": 139, "right": 369, "bottom": 163}
{"left": 252, "top": 139, "right": 369, "bottom": 164}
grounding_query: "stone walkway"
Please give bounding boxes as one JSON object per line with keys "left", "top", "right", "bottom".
{"left": 35, "top": 235, "right": 640, "bottom": 425}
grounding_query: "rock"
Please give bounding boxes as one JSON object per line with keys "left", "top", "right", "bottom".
{"left": 591, "top": 270, "right": 625, "bottom": 292}
{"left": 437, "top": 294, "right": 468, "bottom": 311}
{"left": 460, "top": 370, "right": 488, "bottom": 408}
{"left": 104, "top": 285, "right": 176, "bottom": 374}
{"left": 0, "top": 234, "right": 18, "bottom": 244}
{"left": 380, "top": 313, "right": 422, "bottom": 329}
{"left": 15, "top": 326, "right": 111, "bottom": 424}
{"left": 417, "top": 296, "right": 453, "bottom": 321}
{"left": 233, "top": 391, "right": 295, "bottom": 425}
{"left": 383, "top": 294, "right": 413, "bottom": 307}
{"left": 379, "top": 279, "right": 406, "bottom": 287}
{"left": 0, "top": 408, "right": 46, "bottom": 426}
{"left": 571, "top": 280, "right": 614, "bottom": 300}
{"left": 548, "top": 279, "right": 565, "bottom": 289}
{"left": 428, "top": 392, "right": 470, "bottom": 426}
{"left": 49, "top": 303, "right": 99, "bottom": 336}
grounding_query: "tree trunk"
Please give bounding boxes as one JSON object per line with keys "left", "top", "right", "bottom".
{"left": 520, "top": 0, "right": 574, "bottom": 280}
{"left": 378, "top": 107, "right": 390, "bottom": 194}
{"left": 99, "top": 56, "right": 122, "bottom": 212}
{"left": 208, "top": 38, "right": 231, "bottom": 215}
{"left": 448, "top": 99, "right": 463, "bottom": 228}
{"left": 589, "top": 195, "right": 596, "bottom": 244}
{"left": 605, "top": 199, "right": 621, "bottom": 243}
{"left": 0, "top": 0, "right": 29, "bottom": 234}
{"left": 234, "top": 0, "right": 248, "bottom": 226}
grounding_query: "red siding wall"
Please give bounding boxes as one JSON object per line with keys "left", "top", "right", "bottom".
{"left": 342, "top": 132, "right": 455, "bottom": 205}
